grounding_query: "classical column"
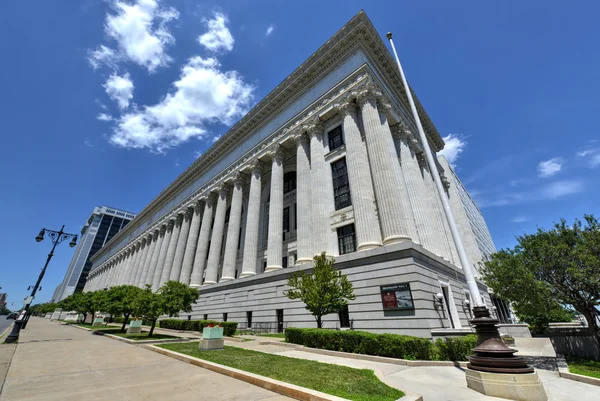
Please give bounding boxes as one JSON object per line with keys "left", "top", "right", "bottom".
{"left": 294, "top": 133, "right": 313, "bottom": 263}
{"left": 308, "top": 121, "right": 335, "bottom": 256}
{"left": 108, "top": 259, "right": 118, "bottom": 287}
{"left": 221, "top": 175, "right": 244, "bottom": 281}
{"left": 335, "top": 97, "right": 382, "bottom": 251}
{"left": 160, "top": 215, "right": 183, "bottom": 286}
{"left": 145, "top": 226, "right": 165, "bottom": 289}
{"left": 395, "top": 128, "right": 440, "bottom": 254}
{"left": 358, "top": 85, "right": 411, "bottom": 245}
{"left": 240, "top": 162, "right": 262, "bottom": 277}
{"left": 170, "top": 208, "right": 193, "bottom": 282}
{"left": 190, "top": 195, "right": 216, "bottom": 287}
{"left": 136, "top": 236, "right": 154, "bottom": 287}
{"left": 124, "top": 244, "right": 138, "bottom": 284}
{"left": 180, "top": 201, "right": 204, "bottom": 285}
{"left": 116, "top": 251, "right": 129, "bottom": 285}
{"left": 266, "top": 146, "right": 284, "bottom": 272}
{"left": 152, "top": 221, "right": 174, "bottom": 291}
{"left": 205, "top": 187, "right": 229, "bottom": 284}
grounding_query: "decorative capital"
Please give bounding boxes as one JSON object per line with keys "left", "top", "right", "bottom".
{"left": 159, "top": 225, "right": 167, "bottom": 235}
{"left": 294, "top": 131, "right": 309, "bottom": 146}
{"left": 356, "top": 83, "right": 381, "bottom": 107}
{"left": 268, "top": 144, "right": 286, "bottom": 161}
{"left": 441, "top": 174, "right": 451, "bottom": 191}
{"left": 334, "top": 96, "right": 356, "bottom": 116}
{"left": 205, "top": 192, "right": 218, "bottom": 207}
{"left": 304, "top": 117, "right": 324, "bottom": 138}
{"left": 175, "top": 213, "right": 184, "bottom": 225}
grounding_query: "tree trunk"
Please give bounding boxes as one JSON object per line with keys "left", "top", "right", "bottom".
{"left": 121, "top": 314, "right": 129, "bottom": 332}
{"left": 149, "top": 319, "right": 157, "bottom": 337}
{"left": 581, "top": 308, "right": 600, "bottom": 345}
{"left": 316, "top": 316, "right": 322, "bottom": 329}
{"left": 82, "top": 313, "right": 87, "bottom": 324}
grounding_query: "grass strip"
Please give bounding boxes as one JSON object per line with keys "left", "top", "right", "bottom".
{"left": 567, "top": 357, "right": 600, "bottom": 379}
{"left": 158, "top": 343, "right": 403, "bottom": 401}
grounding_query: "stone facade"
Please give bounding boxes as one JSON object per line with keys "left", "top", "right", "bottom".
{"left": 83, "top": 11, "right": 494, "bottom": 336}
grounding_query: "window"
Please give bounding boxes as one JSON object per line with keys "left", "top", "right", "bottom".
{"left": 263, "top": 260, "right": 267, "bottom": 271}
{"left": 337, "top": 224, "right": 356, "bottom": 255}
{"left": 338, "top": 305, "right": 350, "bottom": 328}
{"left": 283, "top": 206, "right": 290, "bottom": 232}
{"left": 331, "top": 158, "right": 351, "bottom": 210}
{"left": 247, "top": 311, "right": 253, "bottom": 328}
{"left": 328, "top": 126, "right": 344, "bottom": 151}
{"left": 223, "top": 313, "right": 228, "bottom": 322}
{"left": 204, "top": 314, "right": 208, "bottom": 320}
{"left": 282, "top": 256, "right": 288, "bottom": 268}
{"left": 283, "top": 171, "right": 296, "bottom": 193}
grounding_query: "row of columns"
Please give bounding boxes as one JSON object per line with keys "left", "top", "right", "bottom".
{"left": 85, "top": 84, "right": 459, "bottom": 292}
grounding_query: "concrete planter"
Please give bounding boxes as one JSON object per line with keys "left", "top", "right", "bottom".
{"left": 92, "top": 317, "right": 105, "bottom": 327}
{"left": 202, "top": 327, "right": 224, "bottom": 339}
{"left": 127, "top": 319, "right": 143, "bottom": 334}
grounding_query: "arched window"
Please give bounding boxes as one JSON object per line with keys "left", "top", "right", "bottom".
{"left": 283, "top": 171, "right": 297, "bottom": 193}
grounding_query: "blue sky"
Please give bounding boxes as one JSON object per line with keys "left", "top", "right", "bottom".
{"left": 1, "top": 1, "right": 599, "bottom": 307}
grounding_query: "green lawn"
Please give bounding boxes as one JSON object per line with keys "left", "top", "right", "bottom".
{"left": 255, "top": 333, "right": 286, "bottom": 338}
{"left": 158, "top": 343, "right": 403, "bottom": 401}
{"left": 567, "top": 357, "right": 600, "bottom": 379}
{"left": 108, "top": 331, "right": 178, "bottom": 341}
{"left": 72, "top": 323, "right": 121, "bottom": 331}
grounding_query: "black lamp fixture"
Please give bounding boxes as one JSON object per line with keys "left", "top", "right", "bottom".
{"left": 35, "top": 229, "right": 45, "bottom": 242}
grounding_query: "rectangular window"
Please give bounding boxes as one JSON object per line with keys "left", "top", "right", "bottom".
{"left": 328, "top": 126, "right": 344, "bottom": 151}
{"left": 331, "top": 158, "right": 352, "bottom": 210}
{"left": 283, "top": 206, "right": 290, "bottom": 232}
{"left": 223, "top": 313, "right": 228, "bottom": 322}
{"left": 338, "top": 305, "right": 350, "bottom": 328}
{"left": 203, "top": 314, "right": 208, "bottom": 320}
{"left": 337, "top": 224, "right": 357, "bottom": 255}
{"left": 247, "top": 311, "right": 253, "bottom": 328}
{"left": 282, "top": 256, "right": 288, "bottom": 268}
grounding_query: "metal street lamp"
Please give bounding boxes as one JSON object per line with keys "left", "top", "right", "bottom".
{"left": 4, "top": 225, "right": 77, "bottom": 343}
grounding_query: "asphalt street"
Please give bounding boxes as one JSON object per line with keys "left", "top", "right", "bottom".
{"left": 0, "top": 316, "right": 13, "bottom": 336}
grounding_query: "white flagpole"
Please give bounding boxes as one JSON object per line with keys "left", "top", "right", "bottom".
{"left": 386, "top": 32, "right": 484, "bottom": 307}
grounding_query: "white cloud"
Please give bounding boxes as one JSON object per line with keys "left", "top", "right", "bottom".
{"left": 92, "top": 0, "right": 179, "bottom": 72}
{"left": 193, "top": 149, "right": 203, "bottom": 158}
{"left": 109, "top": 56, "right": 254, "bottom": 152}
{"left": 97, "top": 113, "right": 114, "bottom": 121}
{"left": 590, "top": 154, "right": 600, "bottom": 168}
{"left": 578, "top": 149, "right": 594, "bottom": 157}
{"left": 103, "top": 72, "right": 134, "bottom": 109}
{"left": 510, "top": 216, "right": 530, "bottom": 223}
{"left": 577, "top": 148, "right": 600, "bottom": 168}
{"left": 537, "top": 157, "right": 563, "bottom": 177}
{"left": 541, "top": 180, "right": 584, "bottom": 199}
{"left": 265, "top": 25, "right": 274, "bottom": 36}
{"left": 198, "top": 13, "right": 234, "bottom": 53}
{"left": 439, "top": 134, "right": 466, "bottom": 166}
{"left": 84, "top": 140, "right": 94, "bottom": 148}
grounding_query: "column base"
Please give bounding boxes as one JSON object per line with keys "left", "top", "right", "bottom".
{"left": 202, "top": 280, "right": 217, "bottom": 285}
{"left": 264, "top": 265, "right": 282, "bottom": 272}
{"left": 295, "top": 257, "right": 313, "bottom": 264}
{"left": 465, "top": 368, "right": 547, "bottom": 401}
{"left": 357, "top": 242, "right": 382, "bottom": 252}
{"left": 239, "top": 271, "right": 257, "bottom": 278}
{"left": 219, "top": 276, "right": 235, "bottom": 282}
{"left": 382, "top": 235, "right": 411, "bottom": 246}
{"left": 189, "top": 284, "right": 202, "bottom": 289}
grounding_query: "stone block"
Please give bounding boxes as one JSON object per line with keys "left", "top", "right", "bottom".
{"left": 199, "top": 338, "right": 224, "bottom": 350}
{"left": 465, "top": 368, "right": 547, "bottom": 401}
{"left": 127, "top": 326, "right": 142, "bottom": 334}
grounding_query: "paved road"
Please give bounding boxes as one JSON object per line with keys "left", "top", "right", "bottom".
{"left": 0, "top": 317, "right": 13, "bottom": 337}
{"left": 1, "top": 318, "right": 292, "bottom": 401}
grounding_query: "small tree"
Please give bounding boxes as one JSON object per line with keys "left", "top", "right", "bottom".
{"left": 101, "top": 286, "right": 144, "bottom": 332}
{"left": 132, "top": 285, "right": 164, "bottom": 337}
{"left": 159, "top": 280, "right": 200, "bottom": 319}
{"left": 285, "top": 253, "right": 356, "bottom": 328}
{"left": 481, "top": 214, "right": 600, "bottom": 342}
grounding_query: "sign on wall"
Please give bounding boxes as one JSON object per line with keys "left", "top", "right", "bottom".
{"left": 380, "top": 283, "right": 415, "bottom": 311}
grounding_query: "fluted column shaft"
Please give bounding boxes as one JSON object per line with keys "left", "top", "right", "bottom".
{"left": 141, "top": 232, "right": 160, "bottom": 287}
{"left": 190, "top": 197, "right": 215, "bottom": 287}
{"left": 221, "top": 178, "right": 244, "bottom": 281}
{"left": 153, "top": 222, "right": 173, "bottom": 291}
{"left": 136, "top": 237, "right": 153, "bottom": 286}
{"left": 240, "top": 165, "right": 262, "bottom": 277}
{"left": 309, "top": 126, "right": 335, "bottom": 256}
{"left": 147, "top": 227, "right": 166, "bottom": 289}
{"left": 295, "top": 135, "right": 313, "bottom": 263}
{"left": 116, "top": 253, "right": 129, "bottom": 285}
{"left": 266, "top": 149, "right": 284, "bottom": 271}
{"left": 170, "top": 209, "right": 192, "bottom": 282}
{"left": 180, "top": 203, "right": 203, "bottom": 285}
{"left": 397, "top": 134, "right": 439, "bottom": 254}
{"left": 205, "top": 188, "right": 229, "bottom": 284}
{"left": 160, "top": 216, "right": 182, "bottom": 286}
{"left": 337, "top": 100, "right": 382, "bottom": 251}
{"left": 125, "top": 245, "right": 140, "bottom": 285}
{"left": 359, "top": 91, "right": 411, "bottom": 245}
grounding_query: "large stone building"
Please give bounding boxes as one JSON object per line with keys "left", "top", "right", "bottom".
{"left": 52, "top": 206, "right": 136, "bottom": 302}
{"left": 84, "top": 12, "right": 494, "bottom": 336}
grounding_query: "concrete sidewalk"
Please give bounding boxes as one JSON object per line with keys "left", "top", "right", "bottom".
{"left": 0, "top": 318, "right": 291, "bottom": 401}
{"left": 228, "top": 339, "right": 600, "bottom": 401}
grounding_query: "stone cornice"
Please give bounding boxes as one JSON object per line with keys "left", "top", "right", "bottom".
{"left": 90, "top": 11, "right": 444, "bottom": 267}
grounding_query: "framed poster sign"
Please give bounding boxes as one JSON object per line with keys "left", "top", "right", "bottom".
{"left": 380, "top": 283, "right": 415, "bottom": 311}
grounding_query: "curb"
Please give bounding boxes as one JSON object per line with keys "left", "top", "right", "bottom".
{"left": 144, "top": 344, "right": 422, "bottom": 401}
{"left": 0, "top": 323, "right": 14, "bottom": 340}
{"left": 556, "top": 354, "right": 600, "bottom": 387}
{"left": 259, "top": 341, "right": 468, "bottom": 368}
{"left": 63, "top": 323, "right": 193, "bottom": 345}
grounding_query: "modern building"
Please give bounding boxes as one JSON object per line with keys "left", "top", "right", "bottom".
{"left": 52, "top": 206, "right": 136, "bottom": 302}
{"left": 84, "top": 12, "right": 495, "bottom": 337}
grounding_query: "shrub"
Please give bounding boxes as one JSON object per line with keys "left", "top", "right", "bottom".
{"left": 159, "top": 319, "right": 238, "bottom": 337}
{"left": 285, "top": 328, "right": 434, "bottom": 360}
{"left": 434, "top": 335, "right": 477, "bottom": 361}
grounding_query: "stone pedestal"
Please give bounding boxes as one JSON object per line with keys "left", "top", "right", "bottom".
{"left": 92, "top": 318, "right": 105, "bottom": 327}
{"left": 465, "top": 368, "right": 547, "bottom": 401}
{"left": 199, "top": 338, "right": 224, "bottom": 350}
{"left": 127, "top": 320, "right": 143, "bottom": 334}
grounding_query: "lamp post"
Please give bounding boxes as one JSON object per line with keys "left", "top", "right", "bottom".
{"left": 4, "top": 226, "right": 77, "bottom": 343}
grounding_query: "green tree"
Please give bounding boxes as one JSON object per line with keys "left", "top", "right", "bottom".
{"left": 481, "top": 215, "right": 600, "bottom": 342}
{"left": 100, "top": 286, "right": 144, "bottom": 332}
{"left": 285, "top": 253, "right": 356, "bottom": 328}
{"left": 131, "top": 285, "right": 164, "bottom": 337}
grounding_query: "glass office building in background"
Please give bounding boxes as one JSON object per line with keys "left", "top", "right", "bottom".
{"left": 51, "top": 206, "right": 136, "bottom": 302}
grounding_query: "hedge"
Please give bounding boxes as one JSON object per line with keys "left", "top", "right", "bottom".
{"left": 159, "top": 319, "right": 238, "bottom": 337}
{"left": 113, "top": 316, "right": 153, "bottom": 326}
{"left": 285, "top": 328, "right": 477, "bottom": 361}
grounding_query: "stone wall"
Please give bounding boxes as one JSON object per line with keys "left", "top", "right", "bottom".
{"left": 548, "top": 327, "right": 600, "bottom": 360}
